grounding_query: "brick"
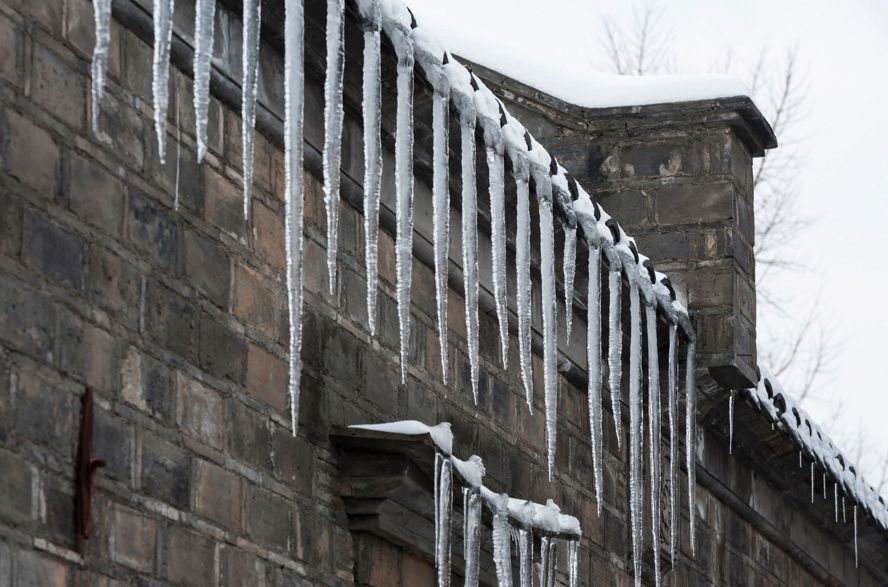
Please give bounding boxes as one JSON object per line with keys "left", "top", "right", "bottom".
{"left": 14, "top": 369, "right": 77, "bottom": 457}
{"left": 226, "top": 400, "right": 272, "bottom": 472}
{"left": 58, "top": 318, "right": 118, "bottom": 392}
{"left": 143, "top": 280, "right": 198, "bottom": 362}
{"left": 0, "top": 449, "right": 32, "bottom": 526}
{"left": 233, "top": 264, "right": 277, "bottom": 338}
{"left": 324, "top": 326, "right": 362, "bottom": 391}
{"left": 109, "top": 504, "right": 157, "bottom": 573}
{"left": 0, "top": 15, "right": 19, "bottom": 85}
{"left": 30, "top": 44, "right": 84, "bottom": 129}
{"left": 221, "top": 547, "right": 264, "bottom": 587}
{"left": 252, "top": 200, "right": 285, "bottom": 270}
{"left": 356, "top": 534, "right": 400, "bottom": 586}
{"left": 44, "top": 476, "right": 76, "bottom": 548}
{"left": 193, "top": 459, "right": 241, "bottom": 531}
{"left": 363, "top": 351, "right": 397, "bottom": 413}
{"left": 176, "top": 374, "right": 223, "bottom": 449}
{"left": 141, "top": 436, "right": 190, "bottom": 509}
{"left": 3, "top": 110, "right": 59, "bottom": 196}
{"left": 204, "top": 166, "right": 243, "bottom": 237}
{"left": 12, "top": 549, "right": 67, "bottom": 587}
{"left": 165, "top": 526, "right": 216, "bottom": 587}
{"left": 10, "top": 0, "right": 62, "bottom": 34}
{"left": 0, "top": 279, "right": 56, "bottom": 361}
{"left": 245, "top": 486, "right": 291, "bottom": 551}
{"left": 184, "top": 229, "right": 230, "bottom": 307}
{"left": 86, "top": 245, "right": 141, "bottom": 330}
{"left": 271, "top": 425, "right": 314, "bottom": 495}
{"left": 92, "top": 407, "right": 132, "bottom": 482}
{"left": 654, "top": 182, "right": 734, "bottom": 226}
{"left": 120, "top": 346, "right": 175, "bottom": 422}
{"left": 198, "top": 313, "right": 245, "bottom": 383}
{"left": 92, "top": 88, "right": 145, "bottom": 169}
{"left": 246, "top": 343, "right": 288, "bottom": 414}
{"left": 68, "top": 152, "right": 124, "bottom": 236}
{"left": 22, "top": 210, "right": 83, "bottom": 290}
{"left": 401, "top": 552, "right": 434, "bottom": 586}
{"left": 121, "top": 29, "right": 152, "bottom": 101}
{"left": 151, "top": 133, "right": 202, "bottom": 213}
{"left": 0, "top": 191, "right": 22, "bottom": 257}
{"left": 595, "top": 189, "right": 648, "bottom": 230}
{"left": 128, "top": 191, "right": 179, "bottom": 271}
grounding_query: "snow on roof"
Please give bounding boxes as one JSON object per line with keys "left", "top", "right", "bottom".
{"left": 744, "top": 367, "right": 888, "bottom": 532}
{"left": 403, "top": 1, "right": 750, "bottom": 110}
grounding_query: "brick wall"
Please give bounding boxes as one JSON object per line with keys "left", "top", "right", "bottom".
{"left": 0, "top": 0, "right": 881, "bottom": 585}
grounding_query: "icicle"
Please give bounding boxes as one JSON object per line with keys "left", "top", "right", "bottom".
{"left": 464, "top": 489, "right": 482, "bottom": 586}
{"left": 491, "top": 494, "right": 512, "bottom": 587}
{"left": 834, "top": 483, "right": 838, "bottom": 523}
{"left": 435, "top": 453, "right": 441, "bottom": 562}
{"left": 487, "top": 143, "right": 509, "bottom": 368}
{"left": 729, "top": 390, "right": 735, "bottom": 455}
{"left": 628, "top": 280, "right": 643, "bottom": 587}
{"left": 323, "top": 0, "right": 346, "bottom": 292}
{"left": 608, "top": 269, "right": 623, "bottom": 448}
{"left": 539, "top": 537, "right": 551, "bottom": 587}
{"left": 546, "top": 538, "right": 557, "bottom": 587}
{"left": 537, "top": 181, "right": 558, "bottom": 480}
{"left": 667, "top": 323, "right": 679, "bottom": 565}
{"left": 193, "top": 0, "right": 216, "bottom": 162}
{"left": 437, "top": 456, "right": 453, "bottom": 586}
{"left": 515, "top": 168, "right": 533, "bottom": 408}
{"left": 361, "top": 1, "right": 383, "bottom": 336}
{"left": 283, "top": 0, "right": 305, "bottom": 434}
{"left": 429, "top": 92, "right": 450, "bottom": 378}
{"left": 90, "top": 0, "right": 112, "bottom": 133}
{"left": 587, "top": 246, "right": 604, "bottom": 513}
{"left": 853, "top": 505, "right": 858, "bottom": 568}
{"left": 686, "top": 339, "right": 697, "bottom": 555}
{"left": 518, "top": 528, "right": 533, "bottom": 587}
{"left": 811, "top": 462, "right": 815, "bottom": 503}
{"left": 645, "top": 304, "right": 661, "bottom": 587}
{"left": 174, "top": 76, "right": 181, "bottom": 210}
{"left": 152, "top": 0, "right": 175, "bottom": 164}
{"left": 823, "top": 473, "right": 827, "bottom": 499}
{"left": 568, "top": 540, "right": 579, "bottom": 587}
{"left": 241, "top": 0, "right": 262, "bottom": 221}
{"left": 562, "top": 226, "right": 577, "bottom": 342}
{"left": 394, "top": 31, "right": 416, "bottom": 383}
{"left": 843, "top": 496, "right": 847, "bottom": 523}
{"left": 799, "top": 450, "right": 803, "bottom": 468}
{"left": 458, "top": 110, "right": 480, "bottom": 399}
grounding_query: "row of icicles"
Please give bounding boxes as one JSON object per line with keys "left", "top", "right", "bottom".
{"left": 89, "top": 1, "right": 699, "bottom": 586}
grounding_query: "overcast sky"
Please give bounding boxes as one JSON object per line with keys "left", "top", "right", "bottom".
{"left": 407, "top": 0, "right": 888, "bottom": 482}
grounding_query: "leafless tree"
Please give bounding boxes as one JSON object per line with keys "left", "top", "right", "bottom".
{"left": 597, "top": 2, "right": 888, "bottom": 488}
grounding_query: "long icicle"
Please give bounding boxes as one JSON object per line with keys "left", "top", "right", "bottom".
{"left": 729, "top": 390, "right": 735, "bottom": 454}
{"left": 241, "top": 0, "right": 262, "bottom": 221}
{"left": 437, "top": 456, "right": 453, "bottom": 586}
{"left": 431, "top": 83, "right": 451, "bottom": 378}
{"left": 460, "top": 110, "right": 480, "bottom": 399}
{"left": 587, "top": 245, "right": 604, "bottom": 513}
{"left": 667, "top": 323, "right": 679, "bottom": 565}
{"left": 323, "top": 0, "right": 346, "bottom": 292}
{"left": 514, "top": 162, "right": 533, "bottom": 408}
{"left": 491, "top": 494, "right": 512, "bottom": 587}
{"left": 628, "top": 279, "right": 643, "bottom": 587}
{"left": 645, "top": 304, "right": 662, "bottom": 587}
{"left": 608, "top": 269, "right": 623, "bottom": 449}
{"left": 464, "top": 489, "right": 482, "bottom": 586}
{"left": 568, "top": 539, "right": 579, "bottom": 587}
{"left": 487, "top": 141, "right": 509, "bottom": 368}
{"left": 394, "top": 31, "right": 416, "bottom": 383}
{"left": 686, "top": 339, "right": 698, "bottom": 555}
{"left": 539, "top": 537, "right": 551, "bottom": 587}
{"left": 537, "top": 178, "right": 558, "bottom": 480}
{"left": 193, "top": 0, "right": 216, "bottom": 162}
{"left": 562, "top": 226, "right": 577, "bottom": 342}
{"left": 283, "top": 0, "right": 305, "bottom": 434}
{"left": 518, "top": 527, "right": 533, "bottom": 587}
{"left": 90, "top": 0, "right": 113, "bottom": 133}
{"left": 151, "top": 0, "right": 175, "bottom": 164}
{"left": 360, "top": 1, "right": 382, "bottom": 335}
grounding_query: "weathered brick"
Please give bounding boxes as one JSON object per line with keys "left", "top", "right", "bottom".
{"left": 233, "top": 263, "right": 277, "bottom": 338}
{"left": 0, "top": 278, "right": 56, "bottom": 361}
{"left": 245, "top": 486, "right": 291, "bottom": 551}
{"left": 271, "top": 425, "right": 314, "bottom": 495}
{"left": 198, "top": 313, "right": 245, "bottom": 383}
{"left": 128, "top": 191, "right": 179, "bottom": 271}
{"left": 10, "top": 0, "right": 62, "bottom": 34}
{"left": 355, "top": 533, "right": 400, "bottom": 587}
{"left": 245, "top": 342, "right": 288, "bottom": 414}
{"left": 176, "top": 373, "right": 223, "bottom": 449}
{"left": 0, "top": 15, "right": 19, "bottom": 86}
{"left": 0, "top": 190, "right": 22, "bottom": 258}
{"left": 58, "top": 318, "right": 118, "bottom": 392}
{"left": 204, "top": 166, "right": 243, "bottom": 237}
{"left": 252, "top": 200, "right": 285, "bottom": 270}
{"left": 30, "top": 44, "right": 84, "bottom": 129}
{"left": 22, "top": 210, "right": 83, "bottom": 290}
{"left": 193, "top": 459, "right": 241, "bottom": 531}
{"left": 109, "top": 504, "right": 157, "bottom": 573}
{"left": 143, "top": 280, "right": 197, "bottom": 362}
{"left": 226, "top": 400, "right": 272, "bottom": 472}
{"left": 44, "top": 475, "right": 76, "bottom": 548}
{"left": 120, "top": 346, "right": 175, "bottom": 421}
{"left": 0, "top": 449, "right": 32, "bottom": 526}
{"left": 14, "top": 368, "right": 77, "bottom": 457}
{"left": 221, "top": 546, "right": 264, "bottom": 587}
{"left": 183, "top": 229, "right": 230, "bottom": 307}
{"left": 11, "top": 549, "right": 67, "bottom": 587}
{"left": 654, "top": 182, "right": 734, "bottom": 226}
{"left": 141, "top": 436, "right": 190, "bottom": 509}
{"left": 86, "top": 245, "right": 141, "bottom": 330}
{"left": 363, "top": 350, "right": 397, "bottom": 413}
{"left": 164, "top": 526, "right": 216, "bottom": 587}
{"left": 92, "top": 87, "right": 145, "bottom": 169}
{"left": 68, "top": 152, "right": 124, "bottom": 236}
{"left": 401, "top": 552, "right": 434, "bottom": 586}
{"left": 3, "top": 110, "right": 58, "bottom": 197}
{"left": 121, "top": 28, "right": 152, "bottom": 101}
{"left": 92, "top": 407, "right": 132, "bottom": 482}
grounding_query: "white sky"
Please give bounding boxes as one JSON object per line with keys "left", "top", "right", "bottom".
{"left": 407, "top": 0, "right": 888, "bottom": 481}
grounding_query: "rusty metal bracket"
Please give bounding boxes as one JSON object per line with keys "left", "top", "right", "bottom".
{"left": 77, "top": 387, "right": 105, "bottom": 542}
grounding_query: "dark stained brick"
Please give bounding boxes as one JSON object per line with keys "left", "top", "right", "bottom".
{"left": 22, "top": 210, "right": 83, "bottom": 290}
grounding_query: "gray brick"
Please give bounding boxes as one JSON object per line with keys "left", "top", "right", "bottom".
{"left": 226, "top": 400, "right": 272, "bottom": 472}
{"left": 121, "top": 346, "right": 175, "bottom": 422}
{"left": 0, "top": 190, "right": 22, "bottom": 257}
{"left": 165, "top": 526, "right": 216, "bottom": 587}
{"left": 128, "top": 191, "right": 179, "bottom": 271}
{"left": 68, "top": 152, "right": 124, "bottom": 236}
{"left": 245, "top": 486, "right": 291, "bottom": 551}
{"left": 271, "top": 425, "right": 314, "bottom": 496}
{"left": 176, "top": 374, "right": 223, "bottom": 449}
{"left": 654, "top": 182, "right": 734, "bottom": 226}
{"left": 183, "top": 229, "right": 230, "bottom": 307}
{"left": 0, "top": 449, "right": 32, "bottom": 526}
{"left": 0, "top": 279, "right": 56, "bottom": 361}
{"left": 92, "top": 407, "right": 132, "bottom": 482}
{"left": 144, "top": 281, "right": 198, "bottom": 363}
{"left": 86, "top": 245, "right": 141, "bottom": 330}
{"left": 22, "top": 210, "right": 83, "bottom": 290}
{"left": 11, "top": 549, "right": 68, "bottom": 587}
{"left": 198, "top": 313, "right": 245, "bottom": 384}
{"left": 193, "top": 459, "right": 241, "bottom": 531}
{"left": 14, "top": 369, "right": 77, "bottom": 458}
{"left": 109, "top": 504, "right": 157, "bottom": 573}
{"left": 141, "top": 437, "right": 190, "bottom": 509}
